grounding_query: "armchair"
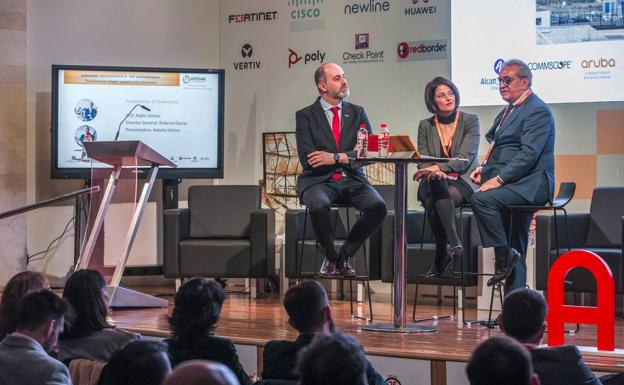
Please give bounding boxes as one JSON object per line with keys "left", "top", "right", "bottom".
{"left": 164, "top": 185, "right": 275, "bottom": 280}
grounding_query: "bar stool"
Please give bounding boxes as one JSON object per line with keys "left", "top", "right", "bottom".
{"left": 295, "top": 202, "right": 374, "bottom": 322}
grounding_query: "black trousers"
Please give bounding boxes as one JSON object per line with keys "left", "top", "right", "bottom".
{"left": 470, "top": 184, "right": 550, "bottom": 291}
{"left": 301, "top": 177, "right": 387, "bottom": 261}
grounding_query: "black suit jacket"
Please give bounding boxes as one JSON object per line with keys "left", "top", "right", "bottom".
{"left": 262, "top": 333, "right": 385, "bottom": 385}
{"left": 531, "top": 345, "right": 602, "bottom": 385}
{"left": 295, "top": 97, "right": 372, "bottom": 198}
{"left": 165, "top": 336, "right": 253, "bottom": 385}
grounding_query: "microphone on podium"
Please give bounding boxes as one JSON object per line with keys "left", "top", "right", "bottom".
{"left": 114, "top": 104, "right": 151, "bottom": 140}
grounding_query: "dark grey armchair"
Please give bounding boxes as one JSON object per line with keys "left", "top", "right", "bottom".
{"left": 164, "top": 185, "right": 275, "bottom": 279}
{"left": 536, "top": 186, "right": 624, "bottom": 293}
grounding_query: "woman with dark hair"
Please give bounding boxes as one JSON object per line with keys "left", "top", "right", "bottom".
{"left": 413, "top": 76, "right": 480, "bottom": 277}
{"left": 59, "top": 269, "right": 140, "bottom": 362}
{"left": 0, "top": 271, "right": 50, "bottom": 341}
{"left": 165, "top": 277, "right": 255, "bottom": 385}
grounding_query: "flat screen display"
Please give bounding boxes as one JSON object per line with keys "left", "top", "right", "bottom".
{"left": 52, "top": 65, "right": 225, "bottom": 178}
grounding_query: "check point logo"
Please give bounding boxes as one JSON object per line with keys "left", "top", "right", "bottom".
{"left": 289, "top": 49, "right": 303, "bottom": 68}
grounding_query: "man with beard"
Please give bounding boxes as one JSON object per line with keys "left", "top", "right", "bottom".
{"left": 261, "top": 281, "right": 384, "bottom": 385}
{"left": 0, "top": 290, "right": 72, "bottom": 385}
{"left": 295, "top": 62, "right": 387, "bottom": 276}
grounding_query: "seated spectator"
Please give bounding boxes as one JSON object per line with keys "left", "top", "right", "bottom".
{"left": 165, "top": 277, "right": 255, "bottom": 385}
{"left": 98, "top": 341, "right": 171, "bottom": 385}
{"left": 0, "top": 290, "right": 72, "bottom": 385}
{"left": 498, "top": 288, "right": 601, "bottom": 385}
{"left": 262, "top": 281, "right": 384, "bottom": 385}
{"left": 466, "top": 336, "right": 538, "bottom": 385}
{"left": 0, "top": 271, "right": 50, "bottom": 341}
{"left": 163, "top": 360, "right": 239, "bottom": 385}
{"left": 296, "top": 332, "right": 368, "bottom": 385}
{"left": 59, "top": 269, "right": 141, "bottom": 363}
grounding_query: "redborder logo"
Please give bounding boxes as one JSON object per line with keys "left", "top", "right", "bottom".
{"left": 397, "top": 42, "right": 409, "bottom": 59}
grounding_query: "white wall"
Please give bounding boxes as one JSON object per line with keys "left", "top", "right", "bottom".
{"left": 24, "top": 0, "right": 220, "bottom": 284}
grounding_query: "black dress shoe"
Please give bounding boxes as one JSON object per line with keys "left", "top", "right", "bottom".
{"left": 424, "top": 256, "right": 453, "bottom": 278}
{"left": 487, "top": 248, "right": 520, "bottom": 286}
{"left": 319, "top": 258, "right": 337, "bottom": 276}
{"left": 337, "top": 257, "right": 356, "bottom": 277}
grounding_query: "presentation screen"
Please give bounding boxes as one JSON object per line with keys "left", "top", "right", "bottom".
{"left": 51, "top": 65, "right": 224, "bottom": 179}
{"left": 451, "top": 0, "right": 624, "bottom": 106}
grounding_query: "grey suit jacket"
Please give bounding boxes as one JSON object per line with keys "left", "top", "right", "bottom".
{"left": 481, "top": 92, "right": 555, "bottom": 203}
{"left": 295, "top": 97, "right": 372, "bottom": 198}
{"left": 0, "top": 334, "right": 72, "bottom": 385}
{"left": 416, "top": 111, "right": 480, "bottom": 190}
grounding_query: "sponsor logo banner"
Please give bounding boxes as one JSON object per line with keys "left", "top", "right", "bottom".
{"left": 289, "top": 48, "right": 325, "bottom": 68}
{"left": 397, "top": 39, "right": 448, "bottom": 61}
{"left": 344, "top": 0, "right": 390, "bottom": 15}
{"left": 343, "top": 33, "right": 385, "bottom": 64}
{"left": 233, "top": 44, "right": 261, "bottom": 71}
{"left": 228, "top": 11, "right": 278, "bottom": 24}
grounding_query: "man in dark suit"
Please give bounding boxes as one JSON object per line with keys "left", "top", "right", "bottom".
{"left": 498, "top": 288, "right": 602, "bottom": 385}
{"left": 467, "top": 336, "right": 539, "bottom": 385}
{"left": 261, "top": 281, "right": 385, "bottom": 385}
{"left": 296, "top": 62, "right": 387, "bottom": 276}
{"left": 0, "top": 290, "right": 72, "bottom": 385}
{"left": 469, "top": 58, "right": 555, "bottom": 290}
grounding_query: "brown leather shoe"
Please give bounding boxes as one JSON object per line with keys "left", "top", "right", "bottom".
{"left": 319, "top": 258, "right": 337, "bottom": 276}
{"left": 337, "top": 258, "right": 356, "bottom": 277}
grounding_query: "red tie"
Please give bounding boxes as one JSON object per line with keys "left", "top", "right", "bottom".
{"left": 330, "top": 106, "right": 341, "bottom": 181}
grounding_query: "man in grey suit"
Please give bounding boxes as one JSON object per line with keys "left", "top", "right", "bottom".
{"left": 296, "top": 63, "right": 387, "bottom": 276}
{"left": 470, "top": 59, "right": 555, "bottom": 291}
{"left": 0, "top": 289, "right": 72, "bottom": 385}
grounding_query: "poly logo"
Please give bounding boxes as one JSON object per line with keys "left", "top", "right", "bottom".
{"left": 288, "top": 49, "right": 303, "bottom": 68}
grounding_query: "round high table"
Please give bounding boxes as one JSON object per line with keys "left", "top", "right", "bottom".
{"left": 356, "top": 155, "right": 466, "bottom": 333}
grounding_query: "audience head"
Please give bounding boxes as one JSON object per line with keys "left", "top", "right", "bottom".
{"left": 163, "top": 360, "right": 238, "bottom": 385}
{"left": 466, "top": 336, "right": 538, "bottom": 385}
{"left": 424, "top": 76, "right": 460, "bottom": 116}
{"left": 99, "top": 341, "right": 171, "bottom": 385}
{"left": 314, "top": 63, "right": 349, "bottom": 101}
{"left": 0, "top": 271, "right": 50, "bottom": 339}
{"left": 62, "top": 269, "right": 112, "bottom": 339}
{"left": 499, "top": 58, "right": 532, "bottom": 103}
{"left": 170, "top": 277, "right": 225, "bottom": 341}
{"left": 16, "top": 289, "right": 71, "bottom": 353}
{"left": 498, "top": 288, "right": 547, "bottom": 345}
{"left": 283, "top": 281, "right": 332, "bottom": 334}
{"left": 297, "top": 332, "right": 367, "bottom": 385}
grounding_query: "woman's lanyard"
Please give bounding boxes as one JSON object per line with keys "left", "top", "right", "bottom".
{"left": 434, "top": 111, "right": 460, "bottom": 158}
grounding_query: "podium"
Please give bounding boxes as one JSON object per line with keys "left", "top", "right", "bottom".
{"left": 76, "top": 141, "right": 175, "bottom": 307}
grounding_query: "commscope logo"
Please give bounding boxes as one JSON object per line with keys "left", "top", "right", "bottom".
{"left": 397, "top": 39, "right": 448, "bottom": 61}
{"left": 527, "top": 60, "right": 572, "bottom": 71}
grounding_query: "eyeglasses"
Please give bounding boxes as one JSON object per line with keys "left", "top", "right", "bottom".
{"left": 497, "top": 76, "right": 515, "bottom": 86}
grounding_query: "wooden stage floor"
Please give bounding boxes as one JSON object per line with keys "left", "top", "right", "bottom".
{"left": 111, "top": 293, "right": 624, "bottom": 374}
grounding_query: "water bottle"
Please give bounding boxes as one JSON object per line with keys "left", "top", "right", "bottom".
{"left": 378, "top": 123, "right": 390, "bottom": 158}
{"left": 356, "top": 124, "right": 368, "bottom": 158}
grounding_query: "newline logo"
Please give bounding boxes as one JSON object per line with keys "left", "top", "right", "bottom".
{"left": 344, "top": 0, "right": 390, "bottom": 14}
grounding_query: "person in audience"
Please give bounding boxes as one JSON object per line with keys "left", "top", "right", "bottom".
{"left": 98, "top": 340, "right": 171, "bottom": 385}
{"left": 0, "top": 271, "right": 50, "bottom": 341}
{"left": 59, "top": 269, "right": 141, "bottom": 363}
{"left": 262, "top": 281, "right": 384, "bottom": 385}
{"left": 498, "top": 288, "right": 602, "bottom": 385}
{"left": 165, "top": 277, "right": 255, "bottom": 385}
{"left": 0, "top": 290, "right": 72, "bottom": 385}
{"left": 163, "top": 360, "right": 239, "bottom": 385}
{"left": 466, "top": 336, "right": 538, "bottom": 385}
{"left": 413, "top": 76, "right": 480, "bottom": 277}
{"left": 296, "top": 332, "right": 368, "bottom": 385}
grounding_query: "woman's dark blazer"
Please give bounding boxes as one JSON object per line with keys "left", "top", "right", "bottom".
{"left": 416, "top": 111, "right": 480, "bottom": 191}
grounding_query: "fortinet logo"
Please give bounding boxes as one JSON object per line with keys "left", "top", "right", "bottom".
{"left": 228, "top": 11, "right": 278, "bottom": 23}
